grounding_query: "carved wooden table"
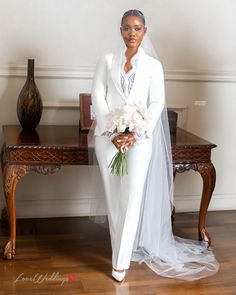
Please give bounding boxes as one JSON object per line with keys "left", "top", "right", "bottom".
{"left": 1, "top": 125, "right": 216, "bottom": 259}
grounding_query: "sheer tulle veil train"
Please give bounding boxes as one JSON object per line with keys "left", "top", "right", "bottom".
{"left": 88, "top": 33, "right": 219, "bottom": 280}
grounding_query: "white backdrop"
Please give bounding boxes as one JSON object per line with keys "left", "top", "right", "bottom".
{"left": 1, "top": 0, "right": 236, "bottom": 69}
{"left": 0, "top": 0, "right": 236, "bottom": 217}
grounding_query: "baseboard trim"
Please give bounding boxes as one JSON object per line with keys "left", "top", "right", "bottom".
{"left": 15, "top": 198, "right": 107, "bottom": 219}
{"left": 174, "top": 193, "right": 236, "bottom": 213}
{"left": 12, "top": 193, "right": 236, "bottom": 218}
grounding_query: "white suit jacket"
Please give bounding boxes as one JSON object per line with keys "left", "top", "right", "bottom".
{"left": 91, "top": 46, "right": 165, "bottom": 137}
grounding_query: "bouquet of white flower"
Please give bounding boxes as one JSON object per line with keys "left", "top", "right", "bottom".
{"left": 106, "top": 103, "right": 152, "bottom": 176}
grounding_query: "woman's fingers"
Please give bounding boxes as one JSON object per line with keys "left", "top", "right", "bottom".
{"left": 112, "top": 133, "right": 136, "bottom": 151}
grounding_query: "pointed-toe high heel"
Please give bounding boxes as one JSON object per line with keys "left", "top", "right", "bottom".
{"left": 112, "top": 269, "right": 126, "bottom": 282}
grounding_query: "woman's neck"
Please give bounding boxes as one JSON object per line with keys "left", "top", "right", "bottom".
{"left": 125, "top": 46, "right": 139, "bottom": 61}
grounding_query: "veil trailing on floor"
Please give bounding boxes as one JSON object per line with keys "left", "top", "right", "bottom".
{"left": 131, "top": 105, "right": 219, "bottom": 280}
{"left": 87, "top": 35, "right": 219, "bottom": 280}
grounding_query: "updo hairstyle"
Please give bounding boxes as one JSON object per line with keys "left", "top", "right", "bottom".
{"left": 121, "top": 9, "right": 146, "bottom": 26}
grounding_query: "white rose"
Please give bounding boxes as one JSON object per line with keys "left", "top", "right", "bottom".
{"left": 117, "top": 125, "right": 126, "bottom": 133}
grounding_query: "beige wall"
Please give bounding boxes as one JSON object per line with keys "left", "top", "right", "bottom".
{"left": 0, "top": 0, "right": 236, "bottom": 217}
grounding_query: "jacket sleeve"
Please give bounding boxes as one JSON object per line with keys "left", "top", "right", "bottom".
{"left": 91, "top": 55, "right": 110, "bottom": 135}
{"left": 147, "top": 61, "right": 165, "bottom": 137}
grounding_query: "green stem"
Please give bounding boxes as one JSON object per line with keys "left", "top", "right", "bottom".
{"left": 108, "top": 151, "right": 128, "bottom": 176}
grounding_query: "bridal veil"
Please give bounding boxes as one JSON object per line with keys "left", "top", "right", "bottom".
{"left": 88, "top": 34, "right": 219, "bottom": 280}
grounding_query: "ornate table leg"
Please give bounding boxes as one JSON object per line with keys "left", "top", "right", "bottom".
{"left": 2, "top": 161, "right": 61, "bottom": 260}
{"left": 173, "top": 162, "right": 215, "bottom": 245}
{"left": 197, "top": 163, "right": 216, "bottom": 246}
{"left": 2, "top": 164, "right": 30, "bottom": 259}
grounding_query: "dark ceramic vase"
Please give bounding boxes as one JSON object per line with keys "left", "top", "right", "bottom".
{"left": 17, "top": 59, "right": 43, "bottom": 129}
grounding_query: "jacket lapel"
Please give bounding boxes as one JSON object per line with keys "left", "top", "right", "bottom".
{"left": 126, "top": 47, "right": 147, "bottom": 104}
{"left": 111, "top": 48, "right": 126, "bottom": 101}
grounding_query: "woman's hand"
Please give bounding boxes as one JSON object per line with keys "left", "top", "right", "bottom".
{"left": 112, "top": 133, "right": 136, "bottom": 151}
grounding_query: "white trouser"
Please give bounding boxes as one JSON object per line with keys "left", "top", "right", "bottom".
{"left": 95, "top": 136, "right": 152, "bottom": 269}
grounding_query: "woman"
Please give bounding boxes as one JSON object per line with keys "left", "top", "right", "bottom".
{"left": 91, "top": 9, "right": 219, "bottom": 282}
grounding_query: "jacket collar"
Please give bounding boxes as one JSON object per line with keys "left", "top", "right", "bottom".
{"left": 111, "top": 46, "right": 147, "bottom": 103}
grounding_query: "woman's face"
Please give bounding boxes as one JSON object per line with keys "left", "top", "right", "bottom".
{"left": 120, "top": 16, "right": 146, "bottom": 50}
